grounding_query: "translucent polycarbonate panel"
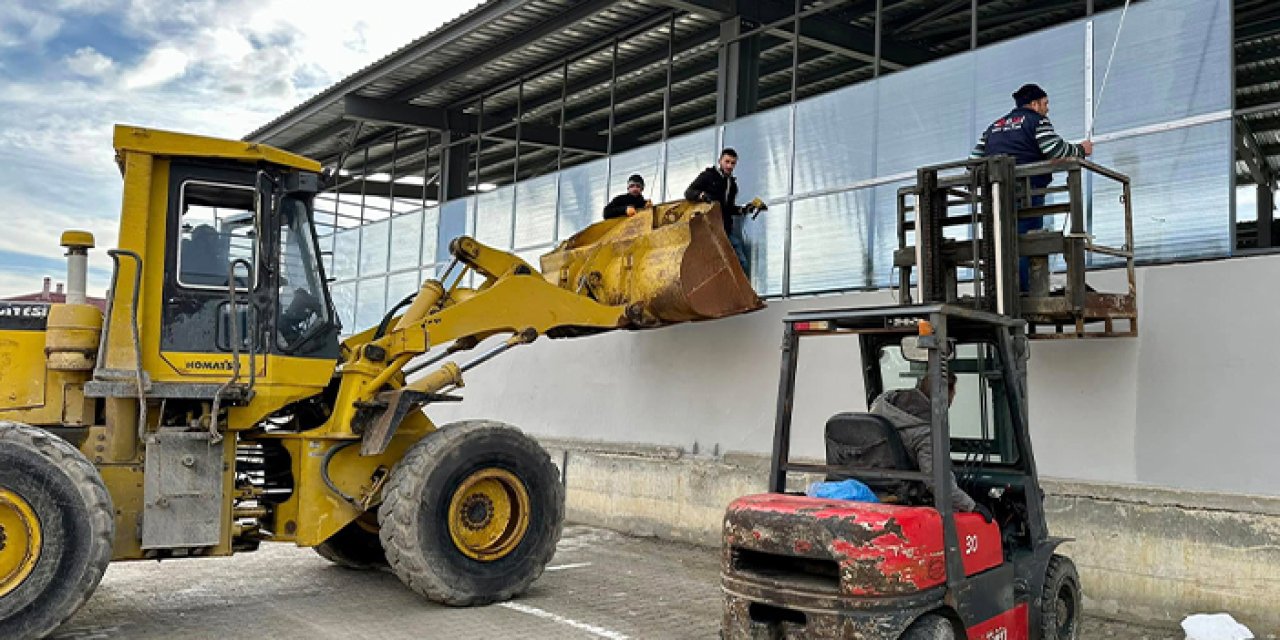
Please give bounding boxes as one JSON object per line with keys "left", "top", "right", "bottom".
{"left": 722, "top": 106, "right": 792, "bottom": 203}
{"left": 663, "top": 129, "right": 717, "bottom": 201}
{"left": 974, "top": 21, "right": 1086, "bottom": 141}
{"left": 389, "top": 210, "right": 423, "bottom": 271}
{"left": 421, "top": 207, "right": 440, "bottom": 265}
{"left": 316, "top": 229, "right": 335, "bottom": 277}
{"left": 515, "top": 245, "right": 553, "bottom": 272}
{"left": 869, "top": 181, "right": 913, "bottom": 289}
{"left": 435, "top": 198, "right": 472, "bottom": 264}
{"left": 558, "top": 158, "right": 608, "bottom": 239}
{"left": 875, "top": 53, "right": 976, "bottom": 177}
{"left": 359, "top": 219, "right": 390, "bottom": 277}
{"left": 793, "top": 81, "right": 876, "bottom": 195}
{"left": 332, "top": 228, "right": 359, "bottom": 282}
{"left": 354, "top": 277, "right": 386, "bottom": 331}
{"left": 386, "top": 270, "right": 422, "bottom": 308}
{"left": 1090, "top": 0, "right": 1230, "bottom": 136}
{"left": 788, "top": 189, "right": 875, "bottom": 294}
{"left": 1090, "top": 121, "right": 1230, "bottom": 263}
{"left": 741, "top": 201, "right": 786, "bottom": 296}
{"left": 475, "top": 186, "right": 514, "bottom": 249}
{"left": 330, "top": 281, "right": 356, "bottom": 335}
{"left": 608, "top": 142, "right": 664, "bottom": 202}
{"left": 514, "top": 174, "right": 558, "bottom": 248}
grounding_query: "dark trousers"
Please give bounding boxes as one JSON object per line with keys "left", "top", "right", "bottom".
{"left": 1017, "top": 194, "right": 1046, "bottom": 293}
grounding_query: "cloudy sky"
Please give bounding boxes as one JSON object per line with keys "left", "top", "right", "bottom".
{"left": 0, "top": 0, "right": 478, "bottom": 297}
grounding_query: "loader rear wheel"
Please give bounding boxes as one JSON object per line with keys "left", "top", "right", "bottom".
{"left": 0, "top": 421, "right": 114, "bottom": 640}
{"left": 1040, "top": 555, "right": 1082, "bottom": 640}
{"left": 379, "top": 420, "right": 563, "bottom": 606}
{"left": 314, "top": 513, "right": 387, "bottom": 570}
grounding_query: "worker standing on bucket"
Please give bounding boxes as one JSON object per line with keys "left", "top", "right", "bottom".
{"left": 971, "top": 83, "right": 1093, "bottom": 290}
{"left": 602, "top": 174, "right": 651, "bottom": 219}
{"left": 685, "top": 148, "right": 765, "bottom": 273}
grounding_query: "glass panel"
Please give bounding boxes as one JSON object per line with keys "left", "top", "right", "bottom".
{"left": 386, "top": 270, "right": 422, "bottom": 308}
{"left": 176, "top": 181, "right": 256, "bottom": 289}
{"left": 359, "top": 218, "right": 390, "bottom": 277}
{"left": 788, "top": 189, "right": 874, "bottom": 294}
{"left": 514, "top": 174, "right": 558, "bottom": 248}
{"left": 436, "top": 198, "right": 473, "bottom": 264}
{"left": 1090, "top": 0, "right": 1231, "bottom": 135}
{"left": 794, "top": 82, "right": 875, "bottom": 195}
{"left": 974, "top": 21, "right": 1086, "bottom": 142}
{"left": 608, "top": 142, "right": 664, "bottom": 202}
{"left": 330, "top": 281, "right": 356, "bottom": 336}
{"left": 558, "top": 158, "right": 608, "bottom": 239}
{"left": 721, "top": 106, "right": 792, "bottom": 204}
{"left": 742, "top": 200, "right": 786, "bottom": 296}
{"left": 390, "top": 210, "right": 423, "bottom": 271}
{"left": 332, "top": 228, "right": 359, "bottom": 282}
{"left": 475, "top": 186, "right": 514, "bottom": 249}
{"left": 875, "top": 53, "right": 975, "bottom": 177}
{"left": 1090, "top": 121, "right": 1230, "bottom": 263}
{"left": 355, "top": 277, "right": 387, "bottom": 330}
{"left": 421, "top": 207, "right": 440, "bottom": 265}
{"left": 276, "top": 197, "right": 331, "bottom": 352}
{"left": 663, "top": 129, "right": 717, "bottom": 201}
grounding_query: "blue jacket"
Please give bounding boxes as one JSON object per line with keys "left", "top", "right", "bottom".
{"left": 972, "top": 107, "right": 1085, "bottom": 188}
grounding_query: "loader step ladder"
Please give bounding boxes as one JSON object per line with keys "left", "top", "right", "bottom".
{"left": 894, "top": 156, "right": 1137, "bottom": 339}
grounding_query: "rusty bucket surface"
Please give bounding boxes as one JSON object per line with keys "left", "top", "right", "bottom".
{"left": 540, "top": 201, "right": 765, "bottom": 326}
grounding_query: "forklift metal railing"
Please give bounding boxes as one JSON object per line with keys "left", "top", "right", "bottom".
{"left": 894, "top": 156, "right": 1137, "bottom": 339}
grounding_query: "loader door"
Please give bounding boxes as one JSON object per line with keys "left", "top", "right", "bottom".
{"left": 161, "top": 162, "right": 265, "bottom": 363}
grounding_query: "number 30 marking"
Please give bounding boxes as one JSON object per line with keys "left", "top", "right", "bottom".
{"left": 964, "top": 534, "right": 979, "bottom": 555}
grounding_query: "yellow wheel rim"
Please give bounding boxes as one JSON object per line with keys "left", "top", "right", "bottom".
{"left": 0, "top": 488, "right": 42, "bottom": 598}
{"left": 447, "top": 469, "right": 530, "bottom": 562}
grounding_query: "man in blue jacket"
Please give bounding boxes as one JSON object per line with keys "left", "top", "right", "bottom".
{"left": 971, "top": 84, "right": 1093, "bottom": 291}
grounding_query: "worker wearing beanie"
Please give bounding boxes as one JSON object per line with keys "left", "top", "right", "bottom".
{"left": 971, "top": 84, "right": 1093, "bottom": 291}
{"left": 602, "top": 174, "right": 651, "bottom": 219}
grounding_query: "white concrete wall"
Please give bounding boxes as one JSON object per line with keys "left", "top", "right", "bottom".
{"left": 430, "top": 253, "right": 1280, "bottom": 497}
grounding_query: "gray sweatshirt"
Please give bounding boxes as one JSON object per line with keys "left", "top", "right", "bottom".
{"left": 869, "top": 388, "right": 978, "bottom": 512}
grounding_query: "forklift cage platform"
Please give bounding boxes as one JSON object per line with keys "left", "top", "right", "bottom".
{"left": 894, "top": 156, "right": 1137, "bottom": 339}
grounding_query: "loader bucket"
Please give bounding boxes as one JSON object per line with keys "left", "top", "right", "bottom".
{"left": 540, "top": 201, "right": 765, "bottom": 326}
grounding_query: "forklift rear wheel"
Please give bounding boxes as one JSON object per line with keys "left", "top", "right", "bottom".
{"left": 0, "top": 422, "right": 114, "bottom": 640}
{"left": 1040, "top": 555, "right": 1082, "bottom": 640}
{"left": 899, "top": 613, "right": 956, "bottom": 640}
{"left": 314, "top": 512, "right": 387, "bottom": 570}
{"left": 378, "top": 420, "right": 564, "bottom": 606}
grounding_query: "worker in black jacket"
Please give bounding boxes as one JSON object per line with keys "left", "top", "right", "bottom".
{"left": 602, "top": 174, "right": 651, "bottom": 220}
{"left": 684, "top": 148, "right": 765, "bottom": 272}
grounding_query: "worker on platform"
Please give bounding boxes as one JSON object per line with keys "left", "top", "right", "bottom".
{"left": 602, "top": 174, "right": 652, "bottom": 220}
{"left": 971, "top": 83, "right": 1093, "bottom": 291}
{"left": 684, "top": 148, "right": 766, "bottom": 273}
{"left": 869, "top": 371, "right": 991, "bottom": 520}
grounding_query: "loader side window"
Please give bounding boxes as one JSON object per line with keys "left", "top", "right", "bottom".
{"left": 177, "top": 181, "right": 257, "bottom": 290}
{"left": 276, "top": 197, "right": 332, "bottom": 351}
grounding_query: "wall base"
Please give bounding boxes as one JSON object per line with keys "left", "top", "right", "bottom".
{"left": 541, "top": 438, "right": 1280, "bottom": 631}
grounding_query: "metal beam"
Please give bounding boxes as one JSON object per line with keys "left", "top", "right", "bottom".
{"left": 736, "top": 0, "right": 932, "bottom": 67}
{"left": 646, "top": 0, "right": 734, "bottom": 20}
{"left": 344, "top": 95, "right": 613, "bottom": 155}
{"left": 388, "top": 0, "right": 623, "bottom": 103}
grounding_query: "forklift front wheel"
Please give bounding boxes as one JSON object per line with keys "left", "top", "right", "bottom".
{"left": 378, "top": 420, "right": 564, "bottom": 607}
{"left": 899, "top": 613, "right": 956, "bottom": 640}
{"left": 1040, "top": 555, "right": 1082, "bottom": 640}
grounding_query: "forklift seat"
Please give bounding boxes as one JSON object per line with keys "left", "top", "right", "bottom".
{"left": 824, "top": 412, "right": 922, "bottom": 502}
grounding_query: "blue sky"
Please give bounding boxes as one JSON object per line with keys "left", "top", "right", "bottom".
{"left": 0, "top": 0, "right": 477, "bottom": 297}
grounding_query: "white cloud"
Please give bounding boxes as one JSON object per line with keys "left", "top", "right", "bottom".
{"left": 0, "top": 5, "right": 64, "bottom": 48}
{"left": 66, "top": 46, "right": 114, "bottom": 77}
{"left": 124, "top": 46, "right": 188, "bottom": 88}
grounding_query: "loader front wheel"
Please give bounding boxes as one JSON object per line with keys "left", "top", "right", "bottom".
{"left": 0, "top": 421, "right": 114, "bottom": 640}
{"left": 314, "top": 512, "right": 387, "bottom": 570}
{"left": 379, "top": 420, "right": 563, "bottom": 606}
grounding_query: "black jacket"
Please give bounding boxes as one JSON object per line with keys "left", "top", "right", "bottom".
{"left": 602, "top": 193, "right": 648, "bottom": 220}
{"left": 684, "top": 167, "right": 740, "bottom": 234}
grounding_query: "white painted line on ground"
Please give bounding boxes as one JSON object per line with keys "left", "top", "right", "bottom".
{"left": 498, "top": 601, "right": 630, "bottom": 640}
{"left": 545, "top": 562, "right": 593, "bottom": 571}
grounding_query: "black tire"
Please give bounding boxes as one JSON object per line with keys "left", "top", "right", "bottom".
{"left": 378, "top": 420, "right": 563, "bottom": 606}
{"left": 0, "top": 421, "right": 114, "bottom": 640}
{"left": 314, "top": 513, "right": 387, "bottom": 570}
{"left": 900, "top": 613, "right": 956, "bottom": 640}
{"left": 1040, "top": 554, "right": 1082, "bottom": 640}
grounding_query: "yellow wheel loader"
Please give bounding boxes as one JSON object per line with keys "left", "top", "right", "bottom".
{"left": 0, "top": 125, "right": 762, "bottom": 639}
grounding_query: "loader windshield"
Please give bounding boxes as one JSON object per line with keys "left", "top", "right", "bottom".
{"left": 276, "top": 196, "right": 332, "bottom": 352}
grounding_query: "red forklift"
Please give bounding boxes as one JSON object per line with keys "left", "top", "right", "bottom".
{"left": 721, "top": 157, "right": 1137, "bottom": 639}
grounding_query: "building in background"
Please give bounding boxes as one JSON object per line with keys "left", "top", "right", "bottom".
{"left": 2, "top": 276, "right": 107, "bottom": 311}
{"left": 247, "top": 0, "right": 1280, "bottom": 627}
